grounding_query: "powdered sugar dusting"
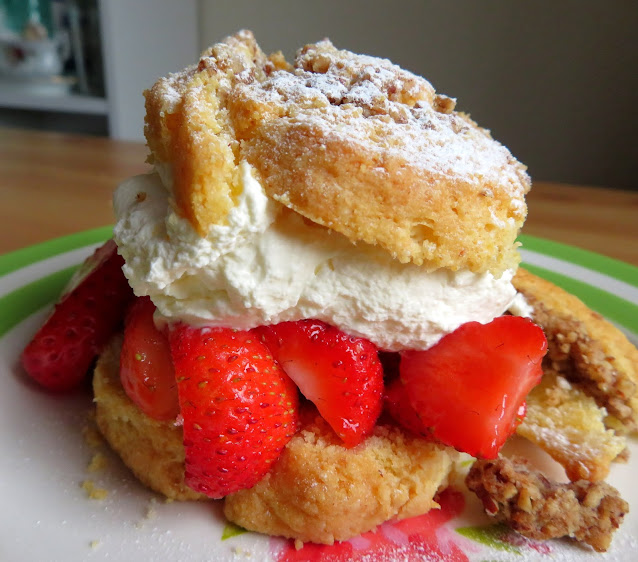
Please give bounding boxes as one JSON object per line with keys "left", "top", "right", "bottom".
{"left": 233, "top": 39, "right": 528, "bottom": 201}
{"left": 153, "top": 66, "right": 197, "bottom": 111}
{"left": 163, "top": 36, "right": 529, "bottom": 204}
{"left": 146, "top": 31, "right": 529, "bottom": 271}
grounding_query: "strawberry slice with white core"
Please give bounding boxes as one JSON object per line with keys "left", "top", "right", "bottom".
{"left": 21, "top": 239, "right": 133, "bottom": 391}
{"left": 257, "top": 320, "right": 384, "bottom": 448}
{"left": 397, "top": 315, "right": 547, "bottom": 458}
{"left": 168, "top": 324, "right": 299, "bottom": 498}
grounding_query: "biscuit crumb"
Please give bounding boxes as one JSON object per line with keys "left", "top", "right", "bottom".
{"left": 135, "top": 498, "right": 159, "bottom": 529}
{"left": 145, "top": 498, "right": 158, "bottom": 520}
{"left": 89, "top": 539, "right": 101, "bottom": 550}
{"left": 231, "top": 545, "right": 253, "bottom": 558}
{"left": 82, "top": 422, "right": 104, "bottom": 449}
{"left": 81, "top": 480, "right": 109, "bottom": 500}
{"left": 87, "top": 452, "right": 108, "bottom": 473}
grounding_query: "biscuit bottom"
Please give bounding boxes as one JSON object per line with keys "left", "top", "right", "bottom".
{"left": 93, "top": 336, "right": 458, "bottom": 544}
{"left": 224, "top": 412, "right": 457, "bottom": 544}
{"left": 93, "top": 335, "right": 205, "bottom": 501}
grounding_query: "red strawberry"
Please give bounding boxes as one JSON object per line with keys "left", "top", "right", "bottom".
{"left": 257, "top": 320, "right": 384, "bottom": 448}
{"left": 384, "top": 378, "right": 432, "bottom": 439}
{"left": 385, "top": 377, "right": 527, "bottom": 442}
{"left": 120, "top": 297, "right": 179, "bottom": 421}
{"left": 397, "top": 316, "right": 547, "bottom": 458}
{"left": 168, "top": 324, "right": 299, "bottom": 498}
{"left": 21, "top": 239, "right": 134, "bottom": 391}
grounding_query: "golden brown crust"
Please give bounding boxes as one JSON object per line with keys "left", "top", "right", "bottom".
{"left": 143, "top": 31, "right": 276, "bottom": 230}
{"left": 143, "top": 30, "right": 530, "bottom": 274}
{"left": 466, "top": 456, "right": 628, "bottom": 552}
{"left": 93, "top": 336, "right": 206, "bottom": 501}
{"left": 516, "top": 369, "right": 626, "bottom": 482}
{"left": 224, "top": 409, "right": 457, "bottom": 544}
{"left": 513, "top": 268, "right": 638, "bottom": 433}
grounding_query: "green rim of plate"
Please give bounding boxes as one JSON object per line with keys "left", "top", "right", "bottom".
{"left": 0, "top": 229, "right": 636, "bottom": 339}
{"left": 0, "top": 225, "right": 113, "bottom": 278}
{"left": 518, "top": 234, "right": 638, "bottom": 289}
{"left": 521, "top": 263, "right": 638, "bottom": 333}
{"left": 0, "top": 266, "right": 78, "bottom": 338}
{"left": 0, "top": 226, "right": 113, "bottom": 338}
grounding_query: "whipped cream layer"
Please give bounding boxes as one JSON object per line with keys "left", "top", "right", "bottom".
{"left": 113, "top": 162, "right": 519, "bottom": 351}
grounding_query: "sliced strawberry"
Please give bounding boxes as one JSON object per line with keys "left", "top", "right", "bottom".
{"left": 385, "top": 377, "right": 527, "bottom": 442}
{"left": 168, "top": 324, "right": 299, "bottom": 498}
{"left": 21, "top": 239, "right": 134, "bottom": 391}
{"left": 384, "top": 378, "right": 432, "bottom": 439}
{"left": 397, "top": 316, "right": 547, "bottom": 458}
{"left": 257, "top": 320, "right": 384, "bottom": 448}
{"left": 120, "top": 297, "right": 179, "bottom": 421}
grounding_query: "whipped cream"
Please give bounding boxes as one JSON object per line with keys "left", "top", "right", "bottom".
{"left": 113, "top": 162, "right": 519, "bottom": 351}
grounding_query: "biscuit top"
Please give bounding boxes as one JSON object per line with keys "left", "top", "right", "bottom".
{"left": 144, "top": 30, "right": 530, "bottom": 274}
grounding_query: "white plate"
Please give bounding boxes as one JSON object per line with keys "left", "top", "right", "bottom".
{"left": 1, "top": 230, "right": 637, "bottom": 561}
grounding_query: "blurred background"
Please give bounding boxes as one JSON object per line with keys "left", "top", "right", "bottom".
{"left": 1, "top": 0, "right": 636, "bottom": 190}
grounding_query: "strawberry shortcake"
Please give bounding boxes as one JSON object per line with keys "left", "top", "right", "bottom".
{"left": 21, "top": 31, "right": 635, "bottom": 550}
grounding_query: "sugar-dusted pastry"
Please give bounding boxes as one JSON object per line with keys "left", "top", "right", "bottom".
{"left": 21, "top": 31, "right": 636, "bottom": 552}
{"left": 143, "top": 30, "right": 529, "bottom": 276}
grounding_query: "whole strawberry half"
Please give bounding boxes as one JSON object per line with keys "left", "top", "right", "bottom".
{"left": 257, "top": 319, "right": 384, "bottom": 448}
{"left": 120, "top": 296, "right": 179, "bottom": 421}
{"left": 395, "top": 316, "right": 547, "bottom": 458}
{"left": 168, "top": 324, "right": 299, "bottom": 498}
{"left": 21, "top": 239, "right": 134, "bottom": 391}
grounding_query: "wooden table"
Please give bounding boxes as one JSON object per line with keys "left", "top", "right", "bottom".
{"left": 2, "top": 127, "right": 637, "bottom": 267}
